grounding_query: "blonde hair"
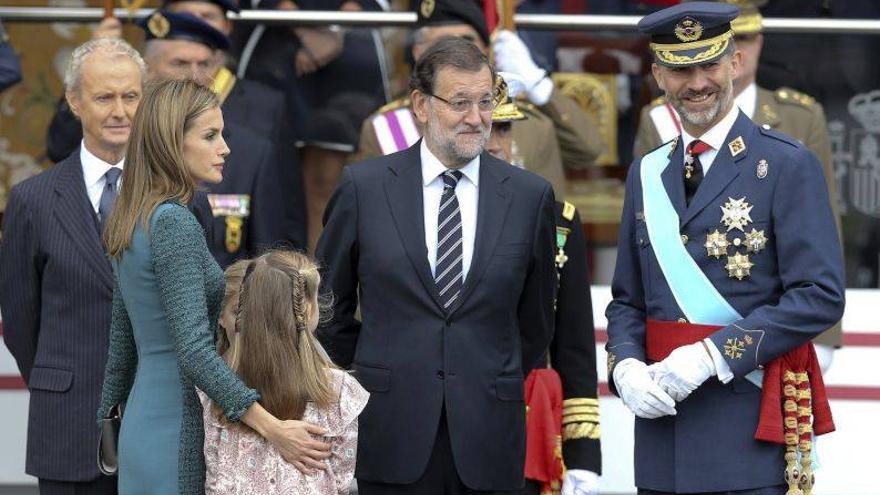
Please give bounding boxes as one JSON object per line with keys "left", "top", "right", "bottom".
{"left": 104, "top": 79, "right": 219, "bottom": 257}
{"left": 218, "top": 250, "right": 336, "bottom": 422}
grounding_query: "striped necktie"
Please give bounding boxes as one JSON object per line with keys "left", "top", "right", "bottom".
{"left": 435, "top": 170, "right": 464, "bottom": 310}
{"left": 99, "top": 167, "right": 122, "bottom": 235}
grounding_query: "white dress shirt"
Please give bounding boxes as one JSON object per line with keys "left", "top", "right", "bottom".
{"left": 736, "top": 82, "right": 758, "bottom": 121}
{"left": 680, "top": 101, "right": 741, "bottom": 175}
{"left": 80, "top": 141, "right": 124, "bottom": 215}
{"left": 421, "top": 140, "right": 479, "bottom": 280}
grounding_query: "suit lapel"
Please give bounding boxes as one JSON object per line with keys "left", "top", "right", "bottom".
{"left": 384, "top": 143, "right": 445, "bottom": 312}
{"left": 660, "top": 140, "right": 687, "bottom": 221}
{"left": 53, "top": 153, "right": 114, "bottom": 291}
{"left": 680, "top": 112, "right": 753, "bottom": 227}
{"left": 450, "top": 154, "right": 511, "bottom": 314}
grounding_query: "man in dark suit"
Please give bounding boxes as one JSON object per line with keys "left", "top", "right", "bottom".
{"left": 0, "top": 38, "right": 146, "bottom": 495}
{"left": 317, "top": 37, "right": 557, "bottom": 494}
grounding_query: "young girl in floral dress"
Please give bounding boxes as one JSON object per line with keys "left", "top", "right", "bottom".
{"left": 199, "top": 250, "right": 369, "bottom": 494}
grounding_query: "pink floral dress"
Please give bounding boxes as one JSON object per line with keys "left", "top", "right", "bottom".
{"left": 198, "top": 369, "right": 369, "bottom": 494}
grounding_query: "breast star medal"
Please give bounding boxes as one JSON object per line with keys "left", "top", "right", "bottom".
{"left": 725, "top": 252, "right": 754, "bottom": 280}
{"left": 744, "top": 228, "right": 768, "bottom": 253}
{"left": 720, "top": 197, "right": 753, "bottom": 232}
{"left": 704, "top": 230, "right": 730, "bottom": 259}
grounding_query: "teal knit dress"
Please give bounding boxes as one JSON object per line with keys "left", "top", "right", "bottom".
{"left": 98, "top": 202, "right": 259, "bottom": 494}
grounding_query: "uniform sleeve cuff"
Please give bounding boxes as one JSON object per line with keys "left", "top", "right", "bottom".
{"left": 704, "top": 338, "right": 734, "bottom": 383}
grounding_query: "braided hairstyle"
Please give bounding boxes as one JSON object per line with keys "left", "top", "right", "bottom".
{"left": 214, "top": 250, "right": 336, "bottom": 424}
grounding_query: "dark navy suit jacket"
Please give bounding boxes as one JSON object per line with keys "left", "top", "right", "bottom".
{"left": 316, "top": 142, "right": 557, "bottom": 490}
{"left": 605, "top": 111, "right": 845, "bottom": 493}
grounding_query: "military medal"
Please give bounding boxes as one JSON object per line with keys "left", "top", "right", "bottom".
{"left": 757, "top": 159, "right": 769, "bottom": 179}
{"left": 704, "top": 230, "right": 730, "bottom": 259}
{"left": 744, "top": 228, "right": 768, "bottom": 253}
{"left": 728, "top": 136, "right": 745, "bottom": 157}
{"left": 684, "top": 154, "right": 695, "bottom": 179}
{"left": 720, "top": 197, "right": 753, "bottom": 232}
{"left": 725, "top": 252, "right": 754, "bottom": 280}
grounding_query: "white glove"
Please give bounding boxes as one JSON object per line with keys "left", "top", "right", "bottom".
{"left": 648, "top": 342, "right": 716, "bottom": 402}
{"left": 613, "top": 358, "right": 677, "bottom": 419}
{"left": 492, "top": 30, "right": 554, "bottom": 105}
{"left": 562, "top": 469, "right": 599, "bottom": 495}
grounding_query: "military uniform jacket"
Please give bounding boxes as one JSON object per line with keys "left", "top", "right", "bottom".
{"left": 205, "top": 123, "right": 285, "bottom": 269}
{"left": 633, "top": 86, "right": 843, "bottom": 346}
{"left": 353, "top": 88, "right": 605, "bottom": 198}
{"left": 549, "top": 202, "right": 601, "bottom": 474}
{"left": 606, "top": 111, "right": 844, "bottom": 493}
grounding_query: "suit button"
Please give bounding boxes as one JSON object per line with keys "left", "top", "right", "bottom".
{"left": 677, "top": 318, "right": 687, "bottom": 323}
{"left": 681, "top": 234, "right": 689, "bottom": 244}
{"left": 437, "top": 370, "right": 445, "bottom": 379}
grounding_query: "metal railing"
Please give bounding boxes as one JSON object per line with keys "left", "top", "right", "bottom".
{"left": 1, "top": 7, "right": 880, "bottom": 34}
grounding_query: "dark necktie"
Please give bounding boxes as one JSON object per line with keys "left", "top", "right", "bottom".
{"left": 684, "top": 139, "right": 711, "bottom": 205}
{"left": 99, "top": 167, "right": 122, "bottom": 234}
{"left": 435, "top": 170, "right": 464, "bottom": 311}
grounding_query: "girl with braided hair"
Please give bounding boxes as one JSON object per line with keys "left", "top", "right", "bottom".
{"left": 199, "top": 250, "right": 369, "bottom": 495}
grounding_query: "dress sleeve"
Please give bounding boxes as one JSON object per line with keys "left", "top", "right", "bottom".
{"left": 97, "top": 281, "right": 137, "bottom": 420}
{"left": 151, "top": 205, "right": 259, "bottom": 421}
{"left": 330, "top": 372, "right": 369, "bottom": 494}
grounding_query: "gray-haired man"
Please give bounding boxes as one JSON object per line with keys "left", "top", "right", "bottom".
{"left": 0, "top": 38, "right": 144, "bottom": 495}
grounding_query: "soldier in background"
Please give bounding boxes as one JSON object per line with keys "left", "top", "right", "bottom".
{"left": 633, "top": 0, "right": 842, "bottom": 363}
{"left": 355, "top": 0, "right": 605, "bottom": 199}
{"left": 487, "top": 75, "right": 601, "bottom": 495}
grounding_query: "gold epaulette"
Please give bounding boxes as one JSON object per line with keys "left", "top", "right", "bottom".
{"left": 561, "top": 201, "right": 576, "bottom": 221}
{"left": 775, "top": 87, "right": 816, "bottom": 107}
{"left": 650, "top": 95, "right": 667, "bottom": 107}
{"left": 377, "top": 96, "right": 410, "bottom": 114}
{"left": 561, "top": 398, "right": 600, "bottom": 440}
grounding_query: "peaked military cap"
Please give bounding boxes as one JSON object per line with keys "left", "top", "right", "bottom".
{"left": 163, "top": 0, "right": 241, "bottom": 14}
{"left": 415, "top": 0, "right": 490, "bottom": 46}
{"left": 638, "top": 1, "right": 739, "bottom": 67}
{"left": 138, "top": 10, "right": 231, "bottom": 51}
{"left": 491, "top": 73, "right": 526, "bottom": 123}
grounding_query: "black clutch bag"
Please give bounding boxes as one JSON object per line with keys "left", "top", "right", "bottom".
{"left": 98, "top": 404, "right": 124, "bottom": 476}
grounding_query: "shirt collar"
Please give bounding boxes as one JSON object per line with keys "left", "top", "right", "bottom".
{"left": 80, "top": 140, "right": 124, "bottom": 188}
{"left": 420, "top": 139, "right": 480, "bottom": 187}
{"left": 680, "top": 103, "right": 741, "bottom": 155}
{"left": 735, "top": 82, "right": 758, "bottom": 120}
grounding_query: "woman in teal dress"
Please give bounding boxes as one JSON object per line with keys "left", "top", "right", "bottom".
{"left": 98, "top": 79, "right": 331, "bottom": 494}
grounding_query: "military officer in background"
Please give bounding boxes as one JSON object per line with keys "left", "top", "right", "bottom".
{"left": 354, "top": 0, "right": 605, "bottom": 198}
{"left": 45, "top": 0, "right": 307, "bottom": 251}
{"left": 487, "top": 75, "right": 601, "bottom": 495}
{"left": 608, "top": 3, "right": 844, "bottom": 494}
{"left": 633, "top": 0, "right": 843, "bottom": 361}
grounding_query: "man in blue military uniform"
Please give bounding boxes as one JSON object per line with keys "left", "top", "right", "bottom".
{"left": 606, "top": 3, "right": 844, "bottom": 494}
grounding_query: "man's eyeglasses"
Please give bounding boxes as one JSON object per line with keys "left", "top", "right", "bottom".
{"left": 429, "top": 93, "right": 495, "bottom": 113}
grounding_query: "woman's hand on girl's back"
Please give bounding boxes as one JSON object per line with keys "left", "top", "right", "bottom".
{"left": 269, "top": 419, "right": 332, "bottom": 474}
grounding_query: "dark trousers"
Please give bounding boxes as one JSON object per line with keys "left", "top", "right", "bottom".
{"left": 39, "top": 476, "right": 117, "bottom": 495}
{"left": 638, "top": 485, "right": 787, "bottom": 495}
{"left": 358, "top": 408, "right": 516, "bottom": 495}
